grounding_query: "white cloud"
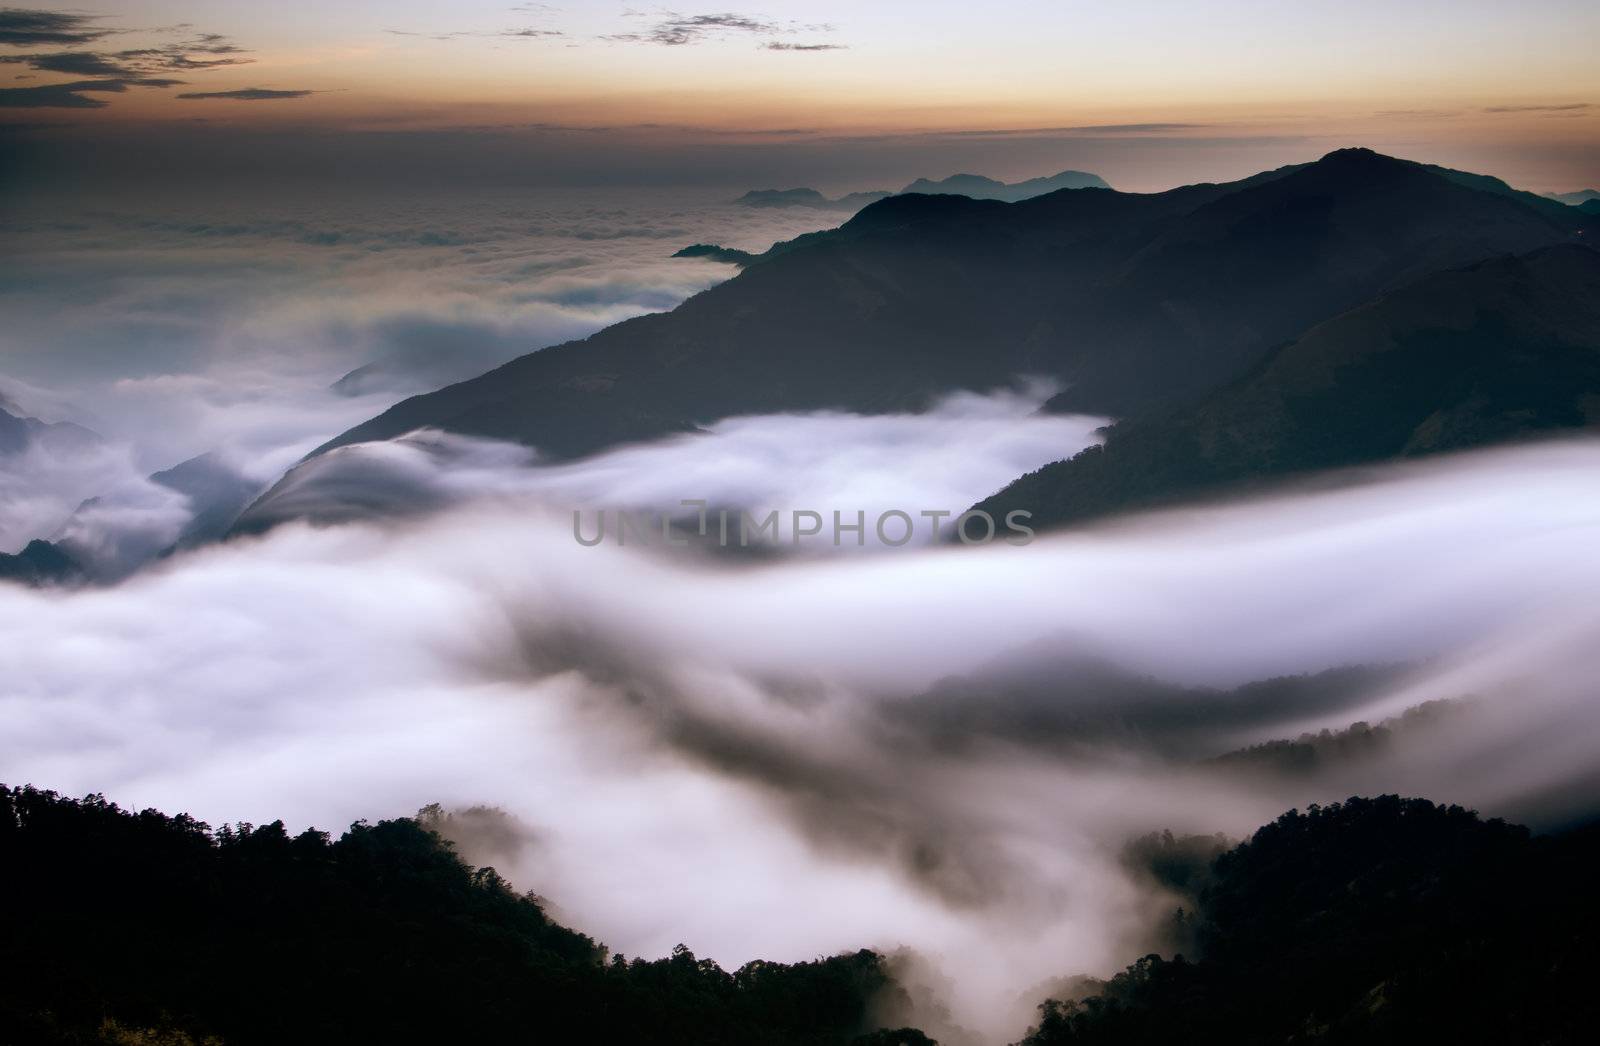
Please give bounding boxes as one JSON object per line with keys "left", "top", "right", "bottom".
{"left": 4, "top": 437, "right": 1600, "bottom": 1038}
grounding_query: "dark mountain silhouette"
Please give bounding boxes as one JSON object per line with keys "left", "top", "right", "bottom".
{"left": 885, "top": 656, "right": 1405, "bottom": 761}
{"left": 9, "top": 786, "right": 1599, "bottom": 1046}
{"left": 0, "top": 784, "right": 918, "bottom": 1046}
{"left": 1203, "top": 700, "right": 1462, "bottom": 778}
{"left": 899, "top": 169, "right": 1109, "bottom": 200}
{"left": 0, "top": 449, "right": 260, "bottom": 587}
{"left": 0, "top": 538, "right": 80, "bottom": 586}
{"left": 1581, "top": 198, "right": 1600, "bottom": 216}
{"left": 731, "top": 170, "right": 1109, "bottom": 212}
{"left": 0, "top": 406, "right": 96, "bottom": 585}
{"left": 1421, "top": 163, "right": 1586, "bottom": 222}
{"left": 1019, "top": 796, "right": 1600, "bottom": 1045}
{"left": 975, "top": 243, "right": 1600, "bottom": 531}
{"left": 309, "top": 150, "right": 1594, "bottom": 473}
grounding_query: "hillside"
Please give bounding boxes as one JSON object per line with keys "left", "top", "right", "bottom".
{"left": 0, "top": 539, "right": 81, "bottom": 586}
{"left": 0, "top": 785, "right": 920, "bottom": 1046}
{"left": 975, "top": 243, "right": 1600, "bottom": 531}
{"left": 1019, "top": 796, "right": 1600, "bottom": 1046}
{"left": 8, "top": 786, "right": 1598, "bottom": 1046}
{"left": 310, "top": 150, "right": 1595, "bottom": 468}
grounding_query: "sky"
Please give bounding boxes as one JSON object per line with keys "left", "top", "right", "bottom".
{"left": 2, "top": 1, "right": 1597, "bottom": 192}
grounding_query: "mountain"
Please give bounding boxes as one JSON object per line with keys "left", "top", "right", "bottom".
{"left": 0, "top": 406, "right": 100, "bottom": 458}
{"left": 0, "top": 538, "right": 81, "bottom": 586}
{"left": 1422, "top": 164, "right": 1584, "bottom": 221}
{"left": 0, "top": 784, "right": 917, "bottom": 1046}
{"left": 0, "top": 406, "right": 97, "bottom": 585}
{"left": 734, "top": 187, "right": 893, "bottom": 211}
{"left": 0, "top": 450, "right": 261, "bottom": 587}
{"left": 1020, "top": 796, "right": 1600, "bottom": 1046}
{"left": 731, "top": 170, "right": 1111, "bottom": 212}
{"left": 899, "top": 169, "right": 1109, "bottom": 200}
{"left": 149, "top": 452, "right": 264, "bottom": 549}
{"left": 1546, "top": 188, "right": 1600, "bottom": 206}
{"left": 1203, "top": 700, "right": 1461, "bottom": 778}
{"left": 974, "top": 243, "right": 1600, "bottom": 531}
{"left": 673, "top": 242, "right": 758, "bottom": 266}
{"left": 1581, "top": 199, "right": 1600, "bottom": 216}
{"left": 9, "top": 785, "right": 1599, "bottom": 1046}
{"left": 888, "top": 654, "right": 1405, "bottom": 761}
{"left": 308, "top": 150, "right": 1594, "bottom": 472}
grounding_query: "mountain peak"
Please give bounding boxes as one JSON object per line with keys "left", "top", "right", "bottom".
{"left": 1318, "top": 146, "right": 1389, "bottom": 162}
{"left": 1310, "top": 147, "right": 1416, "bottom": 175}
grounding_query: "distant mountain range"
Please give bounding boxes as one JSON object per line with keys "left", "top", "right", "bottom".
{"left": 307, "top": 149, "right": 1596, "bottom": 483}
{"left": 0, "top": 405, "right": 99, "bottom": 458}
{"left": 0, "top": 407, "right": 260, "bottom": 584}
{"left": 13, "top": 149, "right": 1599, "bottom": 562}
{"left": 899, "top": 169, "right": 1110, "bottom": 200}
{"left": 732, "top": 169, "right": 1110, "bottom": 212}
{"left": 1546, "top": 188, "right": 1600, "bottom": 206}
{"left": 733, "top": 187, "right": 894, "bottom": 211}
{"left": 0, "top": 406, "right": 99, "bottom": 584}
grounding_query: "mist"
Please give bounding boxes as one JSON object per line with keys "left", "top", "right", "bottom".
{"left": 0, "top": 185, "right": 838, "bottom": 458}
{"left": 0, "top": 185, "right": 843, "bottom": 563}
{"left": 3, "top": 424, "right": 1599, "bottom": 1040}
{"left": 235, "top": 385, "right": 1106, "bottom": 544}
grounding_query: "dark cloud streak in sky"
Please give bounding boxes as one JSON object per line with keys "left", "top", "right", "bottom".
{"left": 387, "top": 28, "right": 563, "bottom": 41}
{"left": 608, "top": 12, "right": 836, "bottom": 47}
{"left": 932, "top": 123, "right": 1206, "bottom": 137}
{"left": 0, "top": 78, "right": 125, "bottom": 109}
{"left": 0, "top": 14, "right": 255, "bottom": 113}
{"left": 0, "top": 9, "right": 110, "bottom": 47}
{"left": 1483, "top": 102, "right": 1591, "bottom": 113}
{"left": 176, "top": 88, "right": 316, "bottom": 101}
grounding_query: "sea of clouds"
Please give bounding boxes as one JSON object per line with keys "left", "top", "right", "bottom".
{"left": 4, "top": 429, "right": 1600, "bottom": 1039}
{"left": 5, "top": 185, "right": 1600, "bottom": 1043}
{"left": 0, "top": 184, "right": 840, "bottom": 557}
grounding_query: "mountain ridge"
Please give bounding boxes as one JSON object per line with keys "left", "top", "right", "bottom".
{"left": 731, "top": 169, "right": 1112, "bottom": 212}
{"left": 304, "top": 149, "right": 1594, "bottom": 481}
{"left": 975, "top": 242, "right": 1600, "bottom": 531}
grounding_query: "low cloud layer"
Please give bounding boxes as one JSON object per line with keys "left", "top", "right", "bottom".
{"left": 0, "top": 185, "right": 843, "bottom": 554}
{"left": 5, "top": 436, "right": 1600, "bottom": 1038}
{"left": 238, "top": 386, "right": 1104, "bottom": 543}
